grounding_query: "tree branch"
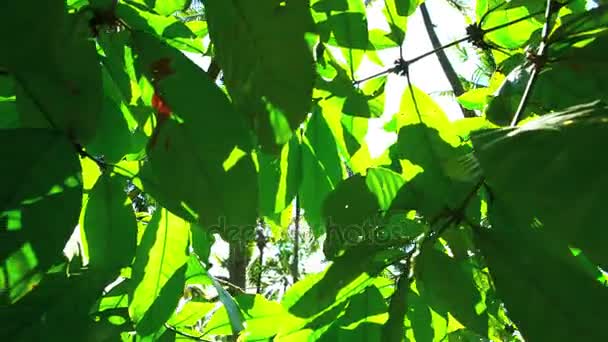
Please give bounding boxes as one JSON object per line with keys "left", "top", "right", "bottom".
{"left": 420, "top": 2, "right": 476, "bottom": 118}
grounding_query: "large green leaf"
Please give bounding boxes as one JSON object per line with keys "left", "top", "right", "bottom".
{"left": 129, "top": 208, "right": 190, "bottom": 336}
{"left": 314, "top": 286, "right": 388, "bottom": 341}
{"left": 382, "top": 275, "right": 409, "bottom": 342}
{"left": 481, "top": 1, "right": 543, "bottom": 49}
{"left": 475, "top": 199, "right": 608, "bottom": 342}
{"left": 415, "top": 245, "right": 488, "bottom": 337}
{"left": 205, "top": 294, "right": 300, "bottom": 340}
{"left": 6, "top": 5, "right": 102, "bottom": 144}
{"left": 285, "top": 243, "right": 405, "bottom": 318}
{"left": 300, "top": 108, "right": 344, "bottom": 236}
{"left": 472, "top": 101, "right": 608, "bottom": 269}
{"left": 83, "top": 174, "right": 137, "bottom": 271}
{"left": 0, "top": 270, "right": 114, "bottom": 340}
{"left": 203, "top": 0, "right": 315, "bottom": 150}
{"left": 322, "top": 174, "right": 381, "bottom": 258}
{"left": 0, "top": 75, "right": 18, "bottom": 129}
{"left": 84, "top": 71, "right": 136, "bottom": 163}
{"left": 388, "top": 124, "right": 475, "bottom": 219}
{"left": 131, "top": 31, "right": 258, "bottom": 238}
{"left": 258, "top": 136, "right": 302, "bottom": 217}
{"left": 97, "top": 30, "right": 139, "bottom": 106}
{"left": 0, "top": 129, "right": 82, "bottom": 303}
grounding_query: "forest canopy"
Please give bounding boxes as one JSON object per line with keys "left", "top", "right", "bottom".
{"left": 1, "top": 0, "right": 607, "bottom": 341}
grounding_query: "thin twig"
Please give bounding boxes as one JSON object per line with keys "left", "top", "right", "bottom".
{"left": 353, "top": 66, "right": 395, "bottom": 85}
{"left": 354, "top": 8, "right": 549, "bottom": 86}
{"left": 215, "top": 276, "right": 246, "bottom": 293}
{"left": 510, "top": 0, "right": 558, "bottom": 126}
{"left": 164, "top": 324, "right": 213, "bottom": 341}
{"left": 408, "top": 36, "right": 470, "bottom": 65}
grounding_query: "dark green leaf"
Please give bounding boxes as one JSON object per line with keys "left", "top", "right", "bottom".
{"left": 473, "top": 102, "right": 608, "bottom": 269}
{"left": 0, "top": 270, "right": 114, "bottom": 340}
{"left": 131, "top": 31, "right": 258, "bottom": 237}
{"left": 323, "top": 175, "right": 380, "bottom": 258}
{"left": 10, "top": 8, "right": 102, "bottom": 144}
{"left": 0, "top": 129, "right": 82, "bottom": 303}
{"left": 286, "top": 243, "right": 404, "bottom": 318}
{"left": 203, "top": 0, "right": 315, "bottom": 150}
{"left": 382, "top": 275, "right": 409, "bottom": 342}
{"left": 475, "top": 199, "right": 608, "bottom": 342}
{"left": 416, "top": 245, "right": 488, "bottom": 336}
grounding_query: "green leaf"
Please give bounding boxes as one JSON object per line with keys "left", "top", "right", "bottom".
{"left": 322, "top": 175, "right": 381, "bottom": 258}
{"left": 233, "top": 294, "right": 301, "bottom": 340}
{"left": 534, "top": 34, "right": 608, "bottom": 114}
{"left": 131, "top": 31, "right": 258, "bottom": 238}
{"left": 285, "top": 243, "right": 404, "bottom": 318}
{"left": 385, "top": 85, "right": 455, "bottom": 135}
{"left": 83, "top": 174, "right": 137, "bottom": 271}
{"left": 129, "top": 208, "right": 190, "bottom": 336}
{"left": 382, "top": 275, "right": 409, "bottom": 342}
{"left": 365, "top": 168, "right": 405, "bottom": 212}
{"left": 205, "top": 294, "right": 294, "bottom": 339}
{"left": 97, "top": 29, "right": 139, "bottom": 108}
{"left": 0, "top": 270, "right": 114, "bottom": 340}
{"left": 10, "top": 8, "right": 102, "bottom": 144}
{"left": 481, "top": 2, "right": 543, "bottom": 49}
{"left": 472, "top": 101, "right": 608, "bottom": 269}
{"left": 475, "top": 199, "right": 608, "bottom": 342}
{"left": 383, "top": 0, "right": 420, "bottom": 45}
{"left": 258, "top": 136, "right": 302, "bottom": 217}
{"left": 315, "top": 52, "right": 386, "bottom": 118}
{"left": 84, "top": 71, "right": 135, "bottom": 163}
{"left": 456, "top": 88, "right": 492, "bottom": 111}
{"left": 484, "top": 65, "right": 531, "bottom": 126}
{"left": 209, "top": 276, "right": 246, "bottom": 335}
{"left": 124, "top": 0, "right": 192, "bottom": 16}
{"left": 117, "top": 3, "right": 204, "bottom": 53}
{"left": 168, "top": 301, "right": 215, "bottom": 328}
{"left": 327, "top": 12, "right": 369, "bottom": 49}
{"left": 0, "top": 129, "right": 82, "bottom": 303}
{"left": 313, "top": 286, "right": 388, "bottom": 341}
{"left": 202, "top": 0, "right": 315, "bottom": 150}
{"left": 388, "top": 124, "right": 475, "bottom": 219}
{"left": 405, "top": 290, "right": 438, "bottom": 342}
{"left": 300, "top": 109, "right": 344, "bottom": 236}
{"left": 151, "top": 0, "right": 191, "bottom": 16}
{"left": 416, "top": 245, "right": 488, "bottom": 337}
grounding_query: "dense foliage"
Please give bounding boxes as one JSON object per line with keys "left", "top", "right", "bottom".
{"left": 1, "top": 0, "right": 607, "bottom": 340}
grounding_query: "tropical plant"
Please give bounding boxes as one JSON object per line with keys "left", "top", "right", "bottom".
{"left": 1, "top": 0, "right": 607, "bottom": 341}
